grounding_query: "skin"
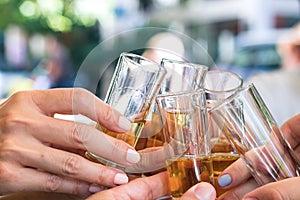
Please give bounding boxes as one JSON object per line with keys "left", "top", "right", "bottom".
{"left": 218, "top": 114, "right": 300, "bottom": 200}
{"left": 87, "top": 172, "right": 216, "bottom": 200}
{"left": 2, "top": 88, "right": 300, "bottom": 200}
{"left": 0, "top": 88, "right": 140, "bottom": 196}
{"left": 89, "top": 114, "right": 300, "bottom": 200}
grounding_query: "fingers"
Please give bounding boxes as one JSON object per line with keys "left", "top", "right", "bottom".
{"left": 17, "top": 142, "right": 130, "bottom": 187}
{"left": 31, "top": 88, "right": 131, "bottom": 132}
{"left": 218, "top": 158, "right": 252, "bottom": 189}
{"left": 126, "top": 147, "right": 166, "bottom": 173}
{"left": 31, "top": 117, "right": 140, "bottom": 166}
{"left": 217, "top": 178, "right": 258, "bottom": 200}
{"left": 243, "top": 177, "right": 300, "bottom": 200}
{"left": 180, "top": 182, "right": 216, "bottom": 200}
{"left": 281, "top": 114, "right": 300, "bottom": 149}
{"left": 0, "top": 162, "right": 90, "bottom": 196}
{"left": 0, "top": 192, "right": 84, "bottom": 200}
{"left": 86, "top": 172, "right": 170, "bottom": 200}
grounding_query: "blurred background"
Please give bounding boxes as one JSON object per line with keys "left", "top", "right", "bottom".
{"left": 0, "top": 0, "right": 299, "bottom": 99}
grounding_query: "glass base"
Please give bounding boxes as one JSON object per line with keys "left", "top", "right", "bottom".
{"left": 156, "top": 195, "right": 173, "bottom": 200}
{"left": 85, "top": 151, "right": 126, "bottom": 170}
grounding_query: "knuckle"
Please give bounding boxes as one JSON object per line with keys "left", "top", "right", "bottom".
{"left": 72, "top": 88, "right": 90, "bottom": 104}
{"left": 70, "top": 123, "right": 92, "bottom": 147}
{"left": 94, "top": 165, "right": 116, "bottom": 185}
{"left": 10, "top": 91, "right": 29, "bottom": 102}
{"left": 0, "top": 162, "right": 15, "bottom": 184}
{"left": 96, "top": 169, "right": 108, "bottom": 184}
{"left": 0, "top": 138, "right": 21, "bottom": 160}
{"left": 0, "top": 112, "right": 26, "bottom": 131}
{"left": 61, "top": 155, "right": 81, "bottom": 176}
{"left": 71, "top": 181, "right": 89, "bottom": 195}
{"left": 44, "top": 174, "right": 62, "bottom": 192}
{"left": 70, "top": 123, "right": 85, "bottom": 146}
{"left": 110, "top": 139, "right": 125, "bottom": 156}
{"left": 102, "top": 105, "right": 114, "bottom": 122}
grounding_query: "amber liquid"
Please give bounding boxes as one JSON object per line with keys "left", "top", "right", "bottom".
{"left": 166, "top": 155, "right": 214, "bottom": 198}
{"left": 85, "top": 121, "right": 145, "bottom": 168}
{"left": 210, "top": 134, "right": 240, "bottom": 196}
{"left": 135, "top": 113, "right": 164, "bottom": 151}
{"left": 212, "top": 153, "right": 239, "bottom": 176}
{"left": 97, "top": 120, "right": 145, "bottom": 148}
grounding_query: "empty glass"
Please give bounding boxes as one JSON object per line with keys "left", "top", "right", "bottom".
{"left": 135, "top": 59, "right": 208, "bottom": 173}
{"left": 209, "top": 84, "right": 300, "bottom": 185}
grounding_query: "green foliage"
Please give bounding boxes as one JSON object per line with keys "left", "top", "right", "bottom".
{"left": 0, "top": 0, "right": 96, "bottom": 33}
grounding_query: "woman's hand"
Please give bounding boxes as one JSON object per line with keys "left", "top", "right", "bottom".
{"left": 217, "top": 114, "right": 300, "bottom": 199}
{"left": 0, "top": 88, "right": 140, "bottom": 196}
{"left": 86, "top": 172, "right": 216, "bottom": 200}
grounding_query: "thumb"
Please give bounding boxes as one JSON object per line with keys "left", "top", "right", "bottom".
{"left": 181, "top": 182, "right": 216, "bottom": 200}
{"left": 243, "top": 177, "right": 300, "bottom": 200}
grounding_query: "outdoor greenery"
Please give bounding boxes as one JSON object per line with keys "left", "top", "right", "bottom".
{"left": 0, "top": 0, "right": 100, "bottom": 33}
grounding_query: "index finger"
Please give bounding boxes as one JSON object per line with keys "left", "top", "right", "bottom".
{"left": 32, "top": 88, "right": 130, "bottom": 132}
{"left": 281, "top": 114, "right": 300, "bottom": 149}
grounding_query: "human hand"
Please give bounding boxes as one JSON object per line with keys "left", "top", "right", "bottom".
{"left": 0, "top": 88, "right": 140, "bottom": 196}
{"left": 86, "top": 171, "right": 216, "bottom": 200}
{"left": 216, "top": 114, "right": 300, "bottom": 199}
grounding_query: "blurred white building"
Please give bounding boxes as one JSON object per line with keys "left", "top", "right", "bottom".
{"left": 150, "top": 0, "right": 299, "bottom": 66}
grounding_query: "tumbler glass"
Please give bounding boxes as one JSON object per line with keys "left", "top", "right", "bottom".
{"left": 85, "top": 52, "right": 167, "bottom": 169}
{"left": 203, "top": 69, "right": 243, "bottom": 196}
{"left": 136, "top": 58, "right": 208, "bottom": 151}
{"left": 156, "top": 89, "right": 213, "bottom": 199}
{"left": 209, "top": 83, "right": 300, "bottom": 185}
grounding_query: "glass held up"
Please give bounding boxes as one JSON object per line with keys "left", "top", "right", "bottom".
{"left": 209, "top": 83, "right": 300, "bottom": 185}
{"left": 203, "top": 69, "right": 243, "bottom": 196}
{"left": 137, "top": 58, "right": 208, "bottom": 149}
{"left": 156, "top": 89, "right": 213, "bottom": 199}
{"left": 134, "top": 59, "right": 208, "bottom": 175}
{"left": 85, "top": 52, "right": 167, "bottom": 169}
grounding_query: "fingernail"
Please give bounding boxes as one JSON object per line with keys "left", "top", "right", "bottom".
{"left": 89, "top": 184, "right": 103, "bottom": 193}
{"left": 218, "top": 174, "right": 232, "bottom": 187}
{"left": 243, "top": 198, "right": 257, "bottom": 200}
{"left": 126, "top": 149, "right": 140, "bottom": 163}
{"left": 193, "top": 183, "right": 215, "bottom": 200}
{"left": 114, "top": 173, "right": 129, "bottom": 185}
{"left": 118, "top": 116, "right": 131, "bottom": 131}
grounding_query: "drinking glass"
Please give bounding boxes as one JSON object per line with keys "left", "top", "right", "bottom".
{"left": 209, "top": 84, "right": 300, "bottom": 185}
{"left": 203, "top": 69, "right": 243, "bottom": 196}
{"left": 156, "top": 89, "right": 213, "bottom": 199}
{"left": 136, "top": 58, "right": 208, "bottom": 151}
{"left": 85, "top": 52, "right": 167, "bottom": 169}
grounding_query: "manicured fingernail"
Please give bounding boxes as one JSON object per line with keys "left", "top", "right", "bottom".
{"left": 126, "top": 149, "right": 140, "bottom": 163}
{"left": 118, "top": 116, "right": 131, "bottom": 131}
{"left": 218, "top": 174, "right": 232, "bottom": 187}
{"left": 193, "top": 183, "right": 215, "bottom": 200}
{"left": 89, "top": 184, "right": 103, "bottom": 193}
{"left": 114, "top": 173, "right": 129, "bottom": 185}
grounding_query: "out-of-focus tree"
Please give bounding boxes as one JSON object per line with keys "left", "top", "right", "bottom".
{"left": 0, "top": 0, "right": 100, "bottom": 33}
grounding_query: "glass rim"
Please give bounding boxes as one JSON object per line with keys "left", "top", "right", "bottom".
{"left": 120, "top": 52, "right": 167, "bottom": 73}
{"left": 204, "top": 69, "right": 243, "bottom": 93}
{"left": 156, "top": 88, "right": 205, "bottom": 98}
{"left": 208, "top": 83, "right": 254, "bottom": 113}
{"left": 161, "top": 57, "right": 209, "bottom": 71}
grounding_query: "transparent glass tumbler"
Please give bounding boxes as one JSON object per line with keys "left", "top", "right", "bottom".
{"left": 209, "top": 83, "right": 300, "bottom": 185}
{"left": 85, "top": 52, "right": 167, "bottom": 169}
{"left": 156, "top": 89, "right": 212, "bottom": 199}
